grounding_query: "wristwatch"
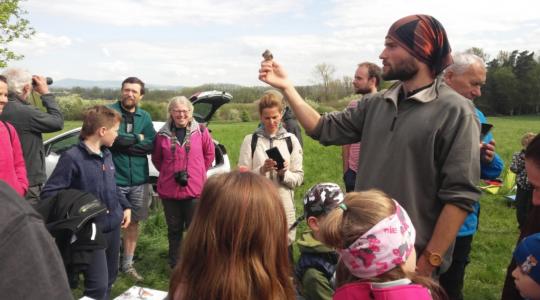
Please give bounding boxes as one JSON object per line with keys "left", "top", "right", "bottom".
{"left": 424, "top": 249, "right": 443, "bottom": 267}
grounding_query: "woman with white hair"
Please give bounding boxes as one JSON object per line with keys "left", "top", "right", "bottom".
{"left": 151, "top": 96, "right": 215, "bottom": 268}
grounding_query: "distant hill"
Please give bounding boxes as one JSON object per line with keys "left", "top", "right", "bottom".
{"left": 53, "top": 78, "right": 182, "bottom": 90}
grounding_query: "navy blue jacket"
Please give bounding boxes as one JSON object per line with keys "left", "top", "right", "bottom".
{"left": 42, "top": 141, "right": 130, "bottom": 233}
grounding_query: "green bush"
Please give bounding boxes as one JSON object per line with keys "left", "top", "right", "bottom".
{"left": 240, "top": 109, "right": 251, "bottom": 122}
{"left": 57, "top": 95, "right": 112, "bottom": 120}
{"left": 141, "top": 102, "right": 168, "bottom": 121}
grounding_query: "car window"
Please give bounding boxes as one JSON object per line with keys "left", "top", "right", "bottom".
{"left": 50, "top": 131, "right": 80, "bottom": 154}
{"left": 194, "top": 102, "right": 212, "bottom": 122}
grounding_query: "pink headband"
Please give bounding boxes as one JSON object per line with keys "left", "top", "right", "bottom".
{"left": 337, "top": 200, "right": 416, "bottom": 279}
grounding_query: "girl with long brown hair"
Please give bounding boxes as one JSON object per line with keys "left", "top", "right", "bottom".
{"left": 319, "top": 189, "right": 447, "bottom": 300}
{"left": 169, "top": 170, "right": 295, "bottom": 300}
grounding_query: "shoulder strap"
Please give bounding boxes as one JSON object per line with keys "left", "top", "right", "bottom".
{"left": 251, "top": 134, "right": 292, "bottom": 157}
{"left": 2, "top": 120, "right": 12, "bottom": 144}
{"left": 286, "top": 136, "right": 293, "bottom": 154}
{"left": 251, "top": 133, "right": 258, "bottom": 157}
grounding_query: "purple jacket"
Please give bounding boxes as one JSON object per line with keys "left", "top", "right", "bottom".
{"left": 152, "top": 120, "right": 214, "bottom": 200}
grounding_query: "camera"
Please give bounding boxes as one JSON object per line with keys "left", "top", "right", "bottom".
{"left": 32, "top": 76, "right": 53, "bottom": 87}
{"left": 174, "top": 171, "right": 189, "bottom": 187}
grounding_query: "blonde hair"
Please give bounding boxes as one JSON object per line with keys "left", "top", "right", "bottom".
{"left": 522, "top": 132, "right": 536, "bottom": 148}
{"left": 319, "top": 189, "right": 446, "bottom": 300}
{"left": 169, "top": 171, "right": 295, "bottom": 300}
{"left": 258, "top": 90, "right": 284, "bottom": 115}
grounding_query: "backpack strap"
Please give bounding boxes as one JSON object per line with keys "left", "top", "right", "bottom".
{"left": 1, "top": 120, "right": 12, "bottom": 144}
{"left": 251, "top": 133, "right": 293, "bottom": 157}
{"left": 251, "top": 133, "right": 258, "bottom": 157}
{"left": 286, "top": 136, "right": 293, "bottom": 154}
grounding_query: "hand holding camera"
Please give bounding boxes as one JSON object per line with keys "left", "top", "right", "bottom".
{"left": 32, "top": 75, "right": 53, "bottom": 95}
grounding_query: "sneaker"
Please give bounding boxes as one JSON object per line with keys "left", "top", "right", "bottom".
{"left": 124, "top": 265, "right": 144, "bottom": 281}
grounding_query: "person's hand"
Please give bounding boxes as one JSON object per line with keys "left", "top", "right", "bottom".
{"left": 481, "top": 139, "right": 496, "bottom": 163}
{"left": 32, "top": 75, "right": 49, "bottom": 95}
{"left": 416, "top": 253, "right": 435, "bottom": 277}
{"left": 277, "top": 160, "right": 289, "bottom": 177}
{"left": 121, "top": 209, "right": 132, "bottom": 228}
{"left": 258, "top": 60, "right": 292, "bottom": 90}
{"left": 260, "top": 158, "right": 277, "bottom": 174}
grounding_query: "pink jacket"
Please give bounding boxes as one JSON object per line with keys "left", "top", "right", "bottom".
{"left": 0, "top": 121, "right": 28, "bottom": 196}
{"left": 152, "top": 120, "right": 214, "bottom": 200}
{"left": 333, "top": 280, "right": 433, "bottom": 300}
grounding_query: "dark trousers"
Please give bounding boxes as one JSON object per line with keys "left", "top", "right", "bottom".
{"left": 343, "top": 168, "right": 357, "bottom": 193}
{"left": 162, "top": 198, "right": 197, "bottom": 268}
{"left": 83, "top": 226, "right": 120, "bottom": 300}
{"left": 439, "top": 234, "right": 473, "bottom": 300}
{"left": 515, "top": 187, "right": 533, "bottom": 229}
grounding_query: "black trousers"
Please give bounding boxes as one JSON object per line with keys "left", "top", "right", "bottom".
{"left": 439, "top": 234, "right": 473, "bottom": 300}
{"left": 343, "top": 168, "right": 357, "bottom": 193}
{"left": 162, "top": 198, "right": 197, "bottom": 268}
{"left": 515, "top": 187, "right": 533, "bottom": 229}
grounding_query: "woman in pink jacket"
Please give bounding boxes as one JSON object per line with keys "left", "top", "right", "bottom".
{"left": 152, "top": 96, "right": 215, "bottom": 268}
{"left": 0, "top": 75, "right": 28, "bottom": 197}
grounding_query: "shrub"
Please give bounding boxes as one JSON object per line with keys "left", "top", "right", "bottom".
{"left": 240, "top": 109, "right": 251, "bottom": 122}
{"left": 140, "top": 102, "right": 168, "bottom": 121}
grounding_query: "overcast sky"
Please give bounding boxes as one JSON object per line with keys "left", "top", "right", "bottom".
{"left": 8, "top": 0, "right": 540, "bottom": 86}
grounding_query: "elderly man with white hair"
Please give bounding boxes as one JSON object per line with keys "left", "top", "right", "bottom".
{"left": 440, "top": 52, "right": 504, "bottom": 300}
{"left": 0, "top": 68, "right": 63, "bottom": 205}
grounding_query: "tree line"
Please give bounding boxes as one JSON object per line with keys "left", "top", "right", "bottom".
{"left": 50, "top": 49, "right": 539, "bottom": 117}
{"left": 477, "top": 50, "right": 540, "bottom": 115}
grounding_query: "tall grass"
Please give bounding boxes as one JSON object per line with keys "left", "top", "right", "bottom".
{"left": 48, "top": 116, "right": 540, "bottom": 299}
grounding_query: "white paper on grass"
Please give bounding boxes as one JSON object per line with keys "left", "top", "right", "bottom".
{"left": 113, "top": 286, "right": 168, "bottom": 300}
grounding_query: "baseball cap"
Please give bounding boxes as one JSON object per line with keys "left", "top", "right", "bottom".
{"left": 289, "top": 183, "right": 344, "bottom": 232}
{"left": 303, "top": 183, "right": 344, "bottom": 218}
{"left": 514, "top": 233, "right": 540, "bottom": 284}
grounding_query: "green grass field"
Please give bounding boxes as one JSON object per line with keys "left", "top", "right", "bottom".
{"left": 48, "top": 116, "right": 540, "bottom": 299}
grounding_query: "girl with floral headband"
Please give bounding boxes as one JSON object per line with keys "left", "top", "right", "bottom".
{"left": 319, "top": 189, "right": 446, "bottom": 300}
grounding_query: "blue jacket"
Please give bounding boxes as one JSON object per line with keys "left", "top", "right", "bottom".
{"left": 458, "top": 109, "right": 504, "bottom": 236}
{"left": 41, "top": 141, "right": 130, "bottom": 233}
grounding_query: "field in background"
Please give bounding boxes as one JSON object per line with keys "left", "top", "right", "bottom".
{"left": 47, "top": 116, "right": 540, "bottom": 299}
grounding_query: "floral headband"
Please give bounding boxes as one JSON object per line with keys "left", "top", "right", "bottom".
{"left": 337, "top": 200, "right": 416, "bottom": 279}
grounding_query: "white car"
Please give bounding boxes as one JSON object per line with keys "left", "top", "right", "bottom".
{"left": 44, "top": 90, "right": 232, "bottom": 185}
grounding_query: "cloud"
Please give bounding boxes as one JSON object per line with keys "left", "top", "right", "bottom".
{"left": 10, "top": 32, "right": 72, "bottom": 55}
{"left": 25, "top": 0, "right": 305, "bottom": 26}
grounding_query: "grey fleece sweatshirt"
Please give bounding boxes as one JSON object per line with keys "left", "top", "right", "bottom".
{"left": 310, "top": 76, "right": 481, "bottom": 254}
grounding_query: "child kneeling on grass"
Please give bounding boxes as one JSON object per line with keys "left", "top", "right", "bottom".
{"left": 41, "top": 105, "right": 131, "bottom": 300}
{"left": 512, "top": 232, "right": 540, "bottom": 299}
{"left": 293, "top": 183, "right": 344, "bottom": 300}
{"left": 319, "top": 189, "right": 446, "bottom": 300}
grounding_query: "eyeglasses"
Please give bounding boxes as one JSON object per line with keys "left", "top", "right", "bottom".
{"left": 172, "top": 109, "right": 190, "bottom": 115}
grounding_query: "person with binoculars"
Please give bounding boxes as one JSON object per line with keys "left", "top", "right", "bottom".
{"left": 152, "top": 96, "right": 215, "bottom": 268}
{"left": 0, "top": 68, "right": 63, "bottom": 205}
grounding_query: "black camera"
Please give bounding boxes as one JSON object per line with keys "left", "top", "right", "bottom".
{"left": 174, "top": 171, "right": 189, "bottom": 187}
{"left": 32, "top": 76, "right": 53, "bottom": 87}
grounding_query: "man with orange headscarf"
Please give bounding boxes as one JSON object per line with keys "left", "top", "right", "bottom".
{"left": 259, "top": 14, "right": 481, "bottom": 277}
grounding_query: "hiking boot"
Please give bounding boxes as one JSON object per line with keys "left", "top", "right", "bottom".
{"left": 124, "top": 265, "right": 144, "bottom": 281}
